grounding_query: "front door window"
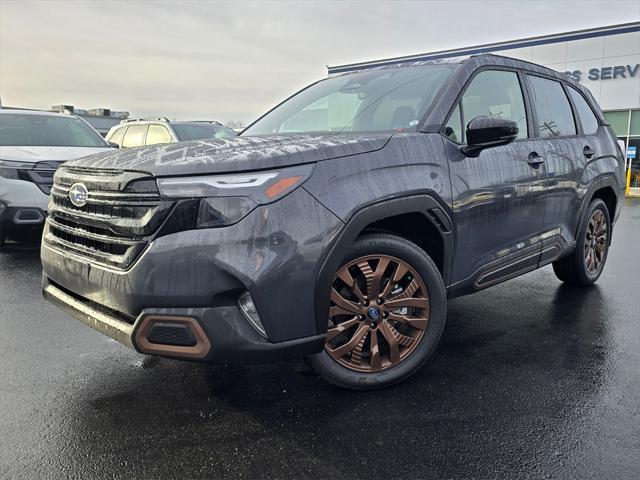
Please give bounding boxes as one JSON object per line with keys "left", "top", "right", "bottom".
{"left": 445, "top": 69, "right": 528, "bottom": 142}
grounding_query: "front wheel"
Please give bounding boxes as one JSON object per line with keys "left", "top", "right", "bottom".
{"left": 308, "top": 233, "right": 447, "bottom": 390}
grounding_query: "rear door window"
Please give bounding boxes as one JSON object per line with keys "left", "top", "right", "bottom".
{"left": 122, "top": 124, "right": 147, "bottom": 148}
{"left": 526, "top": 75, "right": 577, "bottom": 138}
{"left": 567, "top": 87, "right": 599, "bottom": 135}
{"left": 146, "top": 124, "right": 173, "bottom": 145}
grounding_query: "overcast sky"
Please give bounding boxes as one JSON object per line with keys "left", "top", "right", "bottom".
{"left": 1, "top": 0, "right": 638, "bottom": 125}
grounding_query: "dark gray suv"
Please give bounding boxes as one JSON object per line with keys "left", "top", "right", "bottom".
{"left": 41, "top": 54, "right": 625, "bottom": 389}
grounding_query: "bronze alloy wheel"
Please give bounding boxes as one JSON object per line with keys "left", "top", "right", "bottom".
{"left": 325, "top": 254, "right": 429, "bottom": 373}
{"left": 584, "top": 209, "right": 608, "bottom": 275}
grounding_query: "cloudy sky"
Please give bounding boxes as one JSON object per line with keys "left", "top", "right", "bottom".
{"left": 1, "top": 0, "right": 637, "bottom": 125}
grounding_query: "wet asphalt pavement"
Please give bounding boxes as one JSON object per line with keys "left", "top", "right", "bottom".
{"left": 1, "top": 199, "right": 639, "bottom": 480}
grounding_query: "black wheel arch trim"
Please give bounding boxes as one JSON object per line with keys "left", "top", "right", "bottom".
{"left": 576, "top": 174, "right": 622, "bottom": 241}
{"left": 312, "top": 192, "right": 454, "bottom": 334}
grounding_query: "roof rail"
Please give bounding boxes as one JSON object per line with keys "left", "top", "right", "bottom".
{"left": 189, "top": 120, "right": 223, "bottom": 126}
{"left": 120, "top": 117, "right": 170, "bottom": 124}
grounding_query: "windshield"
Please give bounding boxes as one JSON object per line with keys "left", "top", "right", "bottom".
{"left": 243, "top": 64, "right": 456, "bottom": 136}
{"left": 0, "top": 113, "right": 108, "bottom": 147}
{"left": 172, "top": 123, "right": 237, "bottom": 141}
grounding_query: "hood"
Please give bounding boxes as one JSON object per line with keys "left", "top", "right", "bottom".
{"left": 0, "top": 145, "right": 113, "bottom": 163}
{"left": 63, "top": 134, "right": 392, "bottom": 176}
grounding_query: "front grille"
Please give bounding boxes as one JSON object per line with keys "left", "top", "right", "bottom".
{"left": 43, "top": 166, "right": 174, "bottom": 269}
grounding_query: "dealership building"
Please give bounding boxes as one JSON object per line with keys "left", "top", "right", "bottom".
{"left": 329, "top": 22, "right": 640, "bottom": 196}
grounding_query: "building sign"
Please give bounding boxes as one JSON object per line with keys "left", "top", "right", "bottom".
{"left": 628, "top": 146, "right": 637, "bottom": 159}
{"left": 564, "top": 64, "right": 640, "bottom": 82}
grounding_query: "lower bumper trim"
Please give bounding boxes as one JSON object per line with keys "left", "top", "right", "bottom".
{"left": 135, "top": 315, "right": 211, "bottom": 359}
{"left": 43, "top": 281, "right": 134, "bottom": 348}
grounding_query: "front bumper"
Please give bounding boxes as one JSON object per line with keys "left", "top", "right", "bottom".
{"left": 0, "top": 177, "right": 50, "bottom": 210}
{"left": 0, "top": 179, "right": 49, "bottom": 238}
{"left": 1, "top": 205, "right": 47, "bottom": 228}
{"left": 41, "top": 188, "right": 342, "bottom": 363}
{"left": 43, "top": 278, "right": 325, "bottom": 363}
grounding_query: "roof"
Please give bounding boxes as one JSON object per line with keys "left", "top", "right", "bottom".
{"left": 326, "top": 53, "right": 575, "bottom": 86}
{"left": 0, "top": 108, "right": 67, "bottom": 117}
{"left": 328, "top": 21, "right": 640, "bottom": 75}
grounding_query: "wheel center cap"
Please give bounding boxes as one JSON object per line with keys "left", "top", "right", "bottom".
{"left": 367, "top": 307, "right": 381, "bottom": 322}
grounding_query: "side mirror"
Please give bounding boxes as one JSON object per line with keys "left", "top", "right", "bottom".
{"left": 108, "top": 142, "right": 120, "bottom": 148}
{"left": 462, "top": 116, "right": 519, "bottom": 157}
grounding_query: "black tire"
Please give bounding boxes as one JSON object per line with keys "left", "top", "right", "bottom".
{"left": 552, "top": 198, "right": 611, "bottom": 285}
{"left": 308, "top": 233, "right": 447, "bottom": 390}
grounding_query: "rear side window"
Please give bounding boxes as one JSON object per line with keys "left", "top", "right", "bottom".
{"left": 146, "top": 124, "right": 173, "bottom": 145}
{"left": 527, "top": 76, "right": 576, "bottom": 138}
{"left": 567, "top": 87, "right": 599, "bottom": 135}
{"left": 108, "top": 126, "right": 126, "bottom": 146}
{"left": 122, "top": 124, "right": 147, "bottom": 148}
{"left": 445, "top": 70, "right": 528, "bottom": 143}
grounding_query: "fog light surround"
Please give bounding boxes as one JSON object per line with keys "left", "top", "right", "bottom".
{"left": 238, "top": 291, "right": 267, "bottom": 339}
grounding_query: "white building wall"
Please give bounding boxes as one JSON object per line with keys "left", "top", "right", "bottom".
{"left": 493, "top": 31, "right": 640, "bottom": 111}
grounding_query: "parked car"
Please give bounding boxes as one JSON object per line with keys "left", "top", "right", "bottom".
{"left": 41, "top": 54, "right": 624, "bottom": 389}
{"left": 0, "top": 109, "right": 112, "bottom": 246}
{"left": 105, "top": 118, "right": 237, "bottom": 148}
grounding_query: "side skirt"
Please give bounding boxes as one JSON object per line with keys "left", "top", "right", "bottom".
{"left": 448, "top": 234, "right": 574, "bottom": 298}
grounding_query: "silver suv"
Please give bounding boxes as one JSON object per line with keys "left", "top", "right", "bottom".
{"left": 0, "top": 109, "right": 112, "bottom": 246}
{"left": 106, "top": 118, "right": 236, "bottom": 148}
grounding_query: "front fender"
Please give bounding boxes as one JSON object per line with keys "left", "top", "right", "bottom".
{"left": 312, "top": 194, "right": 453, "bottom": 334}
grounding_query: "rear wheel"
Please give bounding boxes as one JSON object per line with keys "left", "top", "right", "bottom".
{"left": 308, "top": 233, "right": 446, "bottom": 390}
{"left": 552, "top": 198, "right": 610, "bottom": 285}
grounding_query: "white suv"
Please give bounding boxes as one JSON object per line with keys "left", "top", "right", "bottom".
{"left": 105, "top": 118, "right": 236, "bottom": 148}
{"left": 0, "top": 109, "right": 112, "bottom": 246}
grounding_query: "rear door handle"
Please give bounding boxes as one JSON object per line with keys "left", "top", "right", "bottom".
{"left": 583, "top": 146, "right": 595, "bottom": 158}
{"left": 527, "top": 151, "right": 545, "bottom": 167}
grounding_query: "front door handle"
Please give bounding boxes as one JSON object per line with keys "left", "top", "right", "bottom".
{"left": 583, "top": 146, "right": 595, "bottom": 158}
{"left": 527, "top": 151, "right": 545, "bottom": 167}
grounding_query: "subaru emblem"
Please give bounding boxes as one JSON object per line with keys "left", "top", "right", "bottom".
{"left": 69, "top": 183, "right": 89, "bottom": 207}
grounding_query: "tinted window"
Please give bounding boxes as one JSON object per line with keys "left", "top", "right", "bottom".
{"left": 146, "top": 124, "right": 173, "bottom": 145}
{"left": 527, "top": 76, "right": 576, "bottom": 138}
{"left": 0, "top": 113, "right": 108, "bottom": 147}
{"left": 107, "top": 126, "right": 126, "bottom": 146}
{"left": 444, "top": 104, "right": 462, "bottom": 143}
{"left": 567, "top": 87, "right": 599, "bottom": 135}
{"left": 122, "top": 125, "right": 147, "bottom": 148}
{"left": 455, "top": 70, "right": 528, "bottom": 143}
{"left": 243, "top": 64, "right": 456, "bottom": 135}
{"left": 444, "top": 70, "right": 528, "bottom": 143}
{"left": 172, "top": 123, "right": 237, "bottom": 141}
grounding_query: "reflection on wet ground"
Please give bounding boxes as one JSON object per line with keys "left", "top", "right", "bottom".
{"left": 1, "top": 199, "right": 639, "bottom": 479}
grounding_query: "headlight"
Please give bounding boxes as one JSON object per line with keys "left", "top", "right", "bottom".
{"left": 197, "top": 196, "right": 257, "bottom": 228}
{"left": 157, "top": 164, "right": 314, "bottom": 203}
{"left": 157, "top": 164, "right": 314, "bottom": 228}
{"left": 0, "top": 159, "right": 34, "bottom": 180}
